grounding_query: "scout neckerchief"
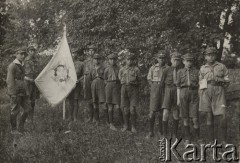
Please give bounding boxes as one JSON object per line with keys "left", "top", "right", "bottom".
{"left": 126, "top": 65, "right": 130, "bottom": 83}
{"left": 110, "top": 65, "right": 117, "bottom": 81}
{"left": 157, "top": 64, "right": 165, "bottom": 81}
{"left": 207, "top": 61, "right": 218, "bottom": 80}
{"left": 94, "top": 64, "right": 102, "bottom": 78}
{"left": 173, "top": 67, "right": 177, "bottom": 85}
{"left": 13, "top": 59, "right": 24, "bottom": 74}
{"left": 187, "top": 68, "right": 191, "bottom": 86}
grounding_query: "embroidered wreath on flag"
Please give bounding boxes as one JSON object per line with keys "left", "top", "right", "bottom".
{"left": 53, "top": 64, "right": 70, "bottom": 83}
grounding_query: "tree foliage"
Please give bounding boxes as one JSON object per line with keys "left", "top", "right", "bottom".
{"left": 1, "top": 0, "right": 240, "bottom": 86}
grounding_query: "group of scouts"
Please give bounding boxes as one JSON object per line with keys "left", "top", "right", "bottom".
{"left": 6, "top": 46, "right": 39, "bottom": 133}
{"left": 6, "top": 44, "right": 230, "bottom": 144}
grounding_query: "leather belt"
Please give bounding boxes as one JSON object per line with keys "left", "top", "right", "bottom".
{"left": 181, "top": 86, "right": 198, "bottom": 90}
{"left": 152, "top": 81, "right": 161, "bottom": 84}
{"left": 94, "top": 77, "right": 104, "bottom": 80}
{"left": 207, "top": 80, "right": 223, "bottom": 86}
{"left": 165, "top": 84, "right": 177, "bottom": 87}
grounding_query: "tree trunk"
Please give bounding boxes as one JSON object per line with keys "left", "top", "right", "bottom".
{"left": 217, "top": 0, "right": 234, "bottom": 62}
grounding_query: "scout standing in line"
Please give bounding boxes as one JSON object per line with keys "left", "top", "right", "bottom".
{"left": 199, "top": 47, "right": 229, "bottom": 143}
{"left": 119, "top": 52, "right": 141, "bottom": 133}
{"left": 83, "top": 45, "right": 95, "bottom": 123}
{"left": 176, "top": 53, "right": 199, "bottom": 144}
{"left": 6, "top": 50, "right": 31, "bottom": 133}
{"left": 161, "top": 52, "right": 182, "bottom": 139}
{"left": 90, "top": 53, "right": 106, "bottom": 125}
{"left": 24, "top": 45, "right": 39, "bottom": 122}
{"left": 104, "top": 53, "right": 121, "bottom": 131}
{"left": 146, "top": 51, "right": 168, "bottom": 139}
{"left": 67, "top": 49, "right": 84, "bottom": 122}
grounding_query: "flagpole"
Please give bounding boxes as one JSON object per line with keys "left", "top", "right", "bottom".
{"left": 63, "top": 24, "right": 66, "bottom": 120}
{"left": 63, "top": 99, "right": 66, "bottom": 120}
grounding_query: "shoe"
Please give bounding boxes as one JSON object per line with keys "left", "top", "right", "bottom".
{"left": 121, "top": 125, "right": 128, "bottom": 132}
{"left": 146, "top": 132, "right": 154, "bottom": 139}
{"left": 109, "top": 124, "right": 117, "bottom": 131}
{"left": 131, "top": 127, "right": 137, "bottom": 133}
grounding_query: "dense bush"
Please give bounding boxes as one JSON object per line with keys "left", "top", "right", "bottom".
{"left": 1, "top": 0, "right": 240, "bottom": 88}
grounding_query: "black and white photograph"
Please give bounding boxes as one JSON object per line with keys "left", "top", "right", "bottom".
{"left": 0, "top": 0, "right": 239, "bottom": 162}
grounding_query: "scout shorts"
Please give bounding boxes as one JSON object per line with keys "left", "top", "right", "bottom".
{"left": 121, "top": 84, "right": 139, "bottom": 108}
{"left": 199, "top": 85, "right": 226, "bottom": 115}
{"left": 68, "top": 82, "right": 81, "bottom": 100}
{"left": 91, "top": 78, "right": 106, "bottom": 103}
{"left": 105, "top": 82, "right": 121, "bottom": 105}
{"left": 179, "top": 88, "right": 199, "bottom": 118}
{"left": 162, "top": 86, "right": 178, "bottom": 110}
{"left": 150, "top": 82, "right": 164, "bottom": 111}
{"left": 83, "top": 74, "right": 92, "bottom": 100}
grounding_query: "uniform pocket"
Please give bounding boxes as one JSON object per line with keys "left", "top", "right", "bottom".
{"left": 129, "top": 72, "right": 137, "bottom": 82}
{"left": 215, "top": 69, "right": 224, "bottom": 77}
{"left": 153, "top": 69, "right": 159, "bottom": 78}
{"left": 180, "top": 74, "right": 187, "bottom": 83}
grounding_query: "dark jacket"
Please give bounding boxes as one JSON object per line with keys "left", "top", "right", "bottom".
{"left": 6, "top": 59, "right": 26, "bottom": 96}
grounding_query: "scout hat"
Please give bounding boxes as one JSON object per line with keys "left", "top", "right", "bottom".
{"left": 15, "top": 50, "right": 27, "bottom": 56}
{"left": 205, "top": 47, "right": 217, "bottom": 55}
{"left": 155, "top": 51, "right": 166, "bottom": 59}
{"left": 71, "top": 48, "right": 79, "bottom": 53}
{"left": 93, "top": 53, "right": 101, "bottom": 59}
{"left": 126, "top": 52, "right": 135, "bottom": 60}
{"left": 108, "top": 53, "right": 118, "bottom": 59}
{"left": 86, "top": 44, "right": 96, "bottom": 50}
{"left": 170, "top": 51, "right": 181, "bottom": 60}
{"left": 182, "top": 53, "right": 194, "bottom": 60}
{"left": 27, "top": 45, "right": 36, "bottom": 51}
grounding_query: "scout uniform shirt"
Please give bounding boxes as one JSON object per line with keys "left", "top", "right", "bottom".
{"left": 75, "top": 61, "right": 84, "bottom": 82}
{"left": 176, "top": 67, "right": 199, "bottom": 89}
{"left": 199, "top": 61, "right": 229, "bottom": 115}
{"left": 119, "top": 65, "right": 141, "bottom": 108}
{"left": 83, "top": 58, "right": 94, "bottom": 99}
{"left": 118, "top": 66, "right": 141, "bottom": 85}
{"left": 90, "top": 64, "right": 106, "bottom": 103}
{"left": 104, "top": 64, "right": 121, "bottom": 105}
{"left": 147, "top": 63, "right": 167, "bottom": 83}
{"left": 6, "top": 59, "right": 26, "bottom": 96}
{"left": 176, "top": 67, "right": 199, "bottom": 118}
{"left": 147, "top": 63, "right": 168, "bottom": 111}
{"left": 104, "top": 65, "right": 120, "bottom": 82}
{"left": 91, "top": 64, "right": 105, "bottom": 80}
{"left": 68, "top": 60, "right": 84, "bottom": 100}
{"left": 162, "top": 66, "right": 180, "bottom": 87}
{"left": 161, "top": 66, "right": 181, "bottom": 109}
{"left": 199, "top": 61, "right": 229, "bottom": 83}
{"left": 24, "top": 56, "right": 38, "bottom": 81}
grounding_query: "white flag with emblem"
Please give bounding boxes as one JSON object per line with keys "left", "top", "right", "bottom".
{"left": 35, "top": 26, "right": 77, "bottom": 106}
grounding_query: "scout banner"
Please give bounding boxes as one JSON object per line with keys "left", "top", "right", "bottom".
{"left": 35, "top": 26, "right": 77, "bottom": 106}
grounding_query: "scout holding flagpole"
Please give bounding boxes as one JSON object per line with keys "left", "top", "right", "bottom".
{"left": 35, "top": 25, "right": 77, "bottom": 109}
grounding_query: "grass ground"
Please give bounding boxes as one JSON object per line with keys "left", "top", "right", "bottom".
{"left": 0, "top": 88, "right": 239, "bottom": 163}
